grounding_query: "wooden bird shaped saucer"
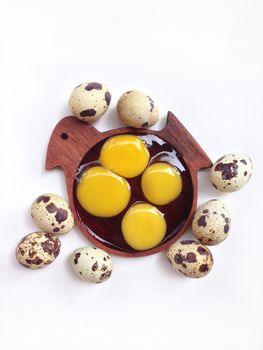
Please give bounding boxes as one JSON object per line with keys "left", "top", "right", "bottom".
{"left": 46, "top": 112, "right": 212, "bottom": 257}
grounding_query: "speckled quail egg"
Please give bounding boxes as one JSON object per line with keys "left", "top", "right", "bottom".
{"left": 192, "top": 199, "right": 231, "bottom": 245}
{"left": 71, "top": 247, "right": 113, "bottom": 283}
{"left": 31, "top": 194, "right": 74, "bottom": 235}
{"left": 69, "top": 82, "right": 111, "bottom": 122}
{"left": 167, "top": 240, "right": 213, "bottom": 278}
{"left": 117, "top": 90, "right": 159, "bottom": 128}
{"left": 210, "top": 153, "right": 252, "bottom": 192}
{"left": 16, "top": 232, "right": 61, "bottom": 269}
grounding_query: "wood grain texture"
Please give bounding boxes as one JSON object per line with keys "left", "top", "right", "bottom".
{"left": 46, "top": 112, "right": 212, "bottom": 257}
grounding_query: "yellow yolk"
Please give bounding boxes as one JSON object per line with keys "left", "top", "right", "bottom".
{"left": 99, "top": 134, "right": 150, "bottom": 178}
{"left": 121, "top": 203, "right": 166, "bottom": 250}
{"left": 141, "top": 162, "right": 182, "bottom": 205}
{"left": 76, "top": 166, "right": 131, "bottom": 217}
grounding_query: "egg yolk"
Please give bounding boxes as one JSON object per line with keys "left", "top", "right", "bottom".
{"left": 76, "top": 166, "right": 131, "bottom": 217}
{"left": 141, "top": 162, "right": 182, "bottom": 205}
{"left": 99, "top": 134, "right": 150, "bottom": 178}
{"left": 121, "top": 203, "right": 166, "bottom": 250}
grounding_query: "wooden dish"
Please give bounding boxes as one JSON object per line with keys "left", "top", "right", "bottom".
{"left": 46, "top": 111, "right": 212, "bottom": 257}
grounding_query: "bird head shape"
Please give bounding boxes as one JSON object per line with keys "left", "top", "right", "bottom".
{"left": 45, "top": 116, "right": 102, "bottom": 173}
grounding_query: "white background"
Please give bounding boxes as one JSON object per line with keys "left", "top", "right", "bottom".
{"left": 0, "top": 1, "right": 262, "bottom": 349}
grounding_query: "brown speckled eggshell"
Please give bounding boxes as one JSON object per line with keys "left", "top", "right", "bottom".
{"left": 192, "top": 199, "right": 231, "bottom": 245}
{"left": 117, "top": 90, "right": 159, "bottom": 128}
{"left": 167, "top": 240, "right": 213, "bottom": 278}
{"left": 210, "top": 153, "right": 252, "bottom": 192}
{"left": 71, "top": 247, "right": 113, "bottom": 283}
{"left": 31, "top": 194, "right": 74, "bottom": 235}
{"left": 16, "top": 232, "right": 61, "bottom": 269}
{"left": 69, "top": 82, "right": 111, "bottom": 123}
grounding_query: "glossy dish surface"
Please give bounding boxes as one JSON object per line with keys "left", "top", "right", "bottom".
{"left": 73, "top": 133, "right": 194, "bottom": 254}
